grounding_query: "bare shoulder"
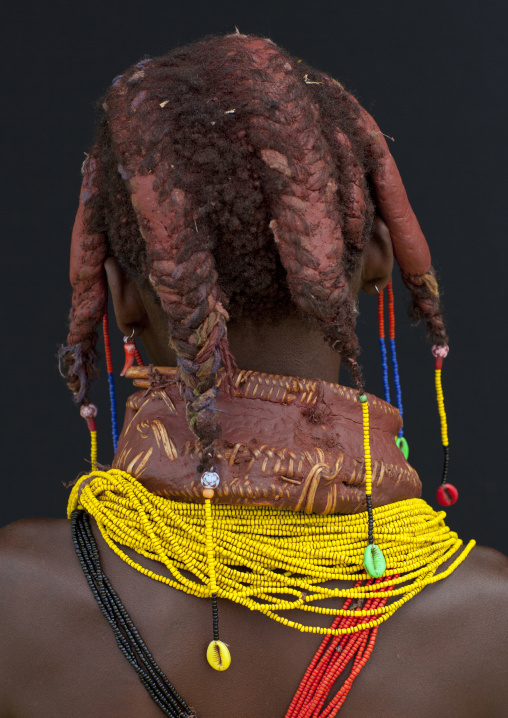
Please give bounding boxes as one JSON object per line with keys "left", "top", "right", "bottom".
{"left": 0, "top": 517, "right": 82, "bottom": 623}
{"left": 0, "top": 517, "right": 75, "bottom": 574}
{"left": 0, "top": 518, "right": 85, "bottom": 639}
{"left": 409, "top": 544, "right": 508, "bottom": 632}
{"left": 439, "top": 544, "right": 508, "bottom": 601}
{"left": 405, "top": 545, "right": 508, "bottom": 713}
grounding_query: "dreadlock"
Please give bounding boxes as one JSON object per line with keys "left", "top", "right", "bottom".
{"left": 59, "top": 33, "right": 448, "bottom": 473}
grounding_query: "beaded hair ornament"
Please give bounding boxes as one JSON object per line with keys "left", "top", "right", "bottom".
{"left": 59, "top": 36, "right": 462, "bottom": 702}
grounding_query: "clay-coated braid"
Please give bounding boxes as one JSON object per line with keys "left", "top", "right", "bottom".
{"left": 317, "top": 75, "right": 448, "bottom": 350}
{"left": 218, "top": 37, "right": 363, "bottom": 385}
{"left": 106, "top": 75, "right": 230, "bottom": 469}
{"left": 60, "top": 153, "right": 108, "bottom": 404}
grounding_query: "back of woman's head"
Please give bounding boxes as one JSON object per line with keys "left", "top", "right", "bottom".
{"left": 60, "top": 33, "right": 447, "bottom": 472}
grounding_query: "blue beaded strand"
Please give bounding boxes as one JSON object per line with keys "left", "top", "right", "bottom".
{"left": 103, "top": 312, "right": 119, "bottom": 454}
{"left": 389, "top": 337, "right": 404, "bottom": 438}
{"left": 107, "top": 372, "right": 119, "bottom": 452}
{"left": 379, "top": 337, "right": 391, "bottom": 405}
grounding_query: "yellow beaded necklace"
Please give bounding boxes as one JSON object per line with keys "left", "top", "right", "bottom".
{"left": 68, "top": 468, "right": 475, "bottom": 637}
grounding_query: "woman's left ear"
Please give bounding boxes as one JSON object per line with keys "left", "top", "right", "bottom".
{"left": 361, "top": 216, "right": 394, "bottom": 294}
{"left": 104, "top": 257, "right": 148, "bottom": 336}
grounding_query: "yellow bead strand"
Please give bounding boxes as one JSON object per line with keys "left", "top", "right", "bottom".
{"left": 204, "top": 497, "right": 218, "bottom": 594}
{"left": 90, "top": 429, "right": 98, "bottom": 471}
{"left": 67, "top": 468, "right": 475, "bottom": 637}
{"left": 361, "top": 399, "right": 372, "bottom": 495}
{"left": 435, "top": 368, "right": 449, "bottom": 447}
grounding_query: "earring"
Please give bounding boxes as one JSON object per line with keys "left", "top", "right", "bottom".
{"left": 377, "top": 281, "right": 408, "bottom": 460}
{"left": 121, "top": 328, "right": 137, "bottom": 377}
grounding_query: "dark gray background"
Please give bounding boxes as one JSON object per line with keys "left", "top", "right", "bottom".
{"left": 2, "top": 0, "right": 507, "bottom": 554}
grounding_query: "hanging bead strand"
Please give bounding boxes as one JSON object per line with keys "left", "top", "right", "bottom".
{"left": 387, "top": 281, "right": 409, "bottom": 460}
{"left": 359, "top": 394, "right": 386, "bottom": 579}
{"left": 134, "top": 344, "right": 144, "bottom": 367}
{"left": 103, "top": 310, "right": 119, "bottom": 453}
{"left": 433, "top": 345, "right": 457, "bottom": 506}
{"left": 201, "top": 470, "right": 231, "bottom": 671}
{"left": 377, "top": 289, "right": 391, "bottom": 404}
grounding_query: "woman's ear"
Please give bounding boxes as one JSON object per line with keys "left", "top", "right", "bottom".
{"left": 361, "top": 216, "right": 394, "bottom": 294}
{"left": 104, "top": 257, "right": 148, "bottom": 336}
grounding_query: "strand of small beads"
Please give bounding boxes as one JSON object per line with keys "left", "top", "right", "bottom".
{"left": 80, "top": 403, "right": 98, "bottom": 470}
{"left": 387, "top": 281, "right": 409, "bottom": 460}
{"left": 377, "top": 288, "right": 391, "bottom": 404}
{"left": 134, "top": 344, "right": 144, "bottom": 367}
{"left": 285, "top": 577, "right": 396, "bottom": 718}
{"left": 377, "top": 284, "right": 408, "bottom": 460}
{"left": 71, "top": 510, "right": 196, "bottom": 718}
{"left": 432, "top": 344, "right": 458, "bottom": 506}
{"left": 103, "top": 310, "right": 119, "bottom": 452}
{"left": 201, "top": 469, "right": 231, "bottom": 671}
{"left": 359, "top": 393, "right": 386, "bottom": 579}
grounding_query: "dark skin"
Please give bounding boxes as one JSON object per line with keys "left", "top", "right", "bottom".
{"left": 1, "top": 219, "right": 508, "bottom": 717}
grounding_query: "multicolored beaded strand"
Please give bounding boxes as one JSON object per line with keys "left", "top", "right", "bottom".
{"left": 103, "top": 310, "right": 119, "bottom": 452}
{"left": 433, "top": 344, "right": 457, "bottom": 506}
{"left": 102, "top": 310, "right": 145, "bottom": 456}
{"left": 377, "top": 287, "right": 391, "bottom": 405}
{"left": 386, "top": 281, "right": 409, "bottom": 459}
{"left": 378, "top": 282, "right": 409, "bottom": 460}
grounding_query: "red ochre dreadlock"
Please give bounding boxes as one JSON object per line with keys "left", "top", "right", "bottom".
{"left": 59, "top": 33, "right": 448, "bottom": 472}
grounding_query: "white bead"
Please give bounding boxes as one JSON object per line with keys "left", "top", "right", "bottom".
{"left": 201, "top": 471, "right": 220, "bottom": 488}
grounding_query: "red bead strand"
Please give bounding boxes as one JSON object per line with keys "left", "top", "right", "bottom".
{"left": 377, "top": 289, "right": 385, "bottom": 340}
{"left": 134, "top": 344, "right": 144, "bottom": 367}
{"left": 285, "top": 576, "right": 396, "bottom": 718}
{"left": 387, "top": 280, "right": 395, "bottom": 341}
{"left": 103, "top": 311, "right": 114, "bottom": 374}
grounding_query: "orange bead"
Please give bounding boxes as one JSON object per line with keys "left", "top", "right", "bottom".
{"left": 203, "top": 488, "right": 215, "bottom": 499}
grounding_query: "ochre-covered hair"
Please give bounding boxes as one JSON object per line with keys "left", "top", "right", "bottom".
{"left": 60, "top": 33, "right": 447, "bottom": 471}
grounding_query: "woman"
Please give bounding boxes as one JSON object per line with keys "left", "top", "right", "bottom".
{"left": 1, "top": 33, "right": 507, "bottom": 717}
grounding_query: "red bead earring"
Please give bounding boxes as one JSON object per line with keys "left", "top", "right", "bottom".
{"left": 120, "top": 329, "right": 136, "bottom": 376}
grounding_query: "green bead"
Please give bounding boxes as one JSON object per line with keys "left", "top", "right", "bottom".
{"left": 359, "top": 394, "right": 367, "bottom": 403}
{"left": 396, "top": 436, "right": 409, "bottom": 460}
{"left": 363, "top": 544, "right": 386, "bottom": 578}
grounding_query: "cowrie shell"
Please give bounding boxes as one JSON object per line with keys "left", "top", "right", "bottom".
{"left": 206, "top": 640, "right": 231, "bottom": 671}
{"left": 363, "top": 544, "right": 386, "bottom": 578}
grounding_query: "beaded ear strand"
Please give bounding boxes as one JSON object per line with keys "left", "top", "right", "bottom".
{"left": 377, "top": 282, "right": 408, "bottom": 460}
{"left": 80, "top": 309, "right": 146, "bottom": 469}
{"left": 378, "top": 285, "right": 457, "bottom": 508}
{"left": 432, "top": 344, "right": 457, "bottom": 506}
{"left": 377, "top": 286, "right": 390, "bottom": 404}
{"left": 386, "top": 282, "right": 409, "bottom": 459}
{"left": 103, "top": 309, "right": 119, "bottom": 452}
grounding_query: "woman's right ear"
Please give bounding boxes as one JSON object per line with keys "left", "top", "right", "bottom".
{"left": 361, "top": 216, "right": 394, "bottom": 294}
{"left": 104, "top": 257, "right": 148, "bottom": 336}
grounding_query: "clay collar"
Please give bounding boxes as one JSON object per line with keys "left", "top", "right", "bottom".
{"left": 112, "top": 367, "right": 421, "bottom": 514}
